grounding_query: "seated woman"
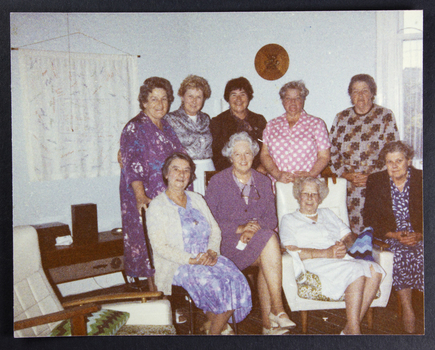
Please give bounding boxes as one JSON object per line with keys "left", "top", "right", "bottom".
{"left": 205, "top": 132, "right": 295, "bottom": 335}
{"left": 146, "top": 152, "right": 252, "bottom": 335}
{"left": 363, "top": 141, "right": 423, "bottom": 333}
{"left": 280, "top": 177, "right": 385, "bottom": 335}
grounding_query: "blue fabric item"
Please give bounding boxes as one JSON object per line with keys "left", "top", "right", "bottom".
{"left": 348, "top": 227, "right": 374, "bottom": 261}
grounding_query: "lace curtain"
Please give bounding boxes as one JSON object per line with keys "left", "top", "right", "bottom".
{"left": 18, "top": 49, "right": 138, "bottom": 181}
{"left": 376, "top": 11, "right": 423, "bottom": 169}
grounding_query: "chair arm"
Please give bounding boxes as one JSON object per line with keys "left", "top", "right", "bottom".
{"left": 62, "top": 291, "right": 163, "bottom": 308}
{"left": 14, "top": 304, "right": 101, "bottom": 335}
{"left": 373, "top": 238, "right": 390, "bottom": 251}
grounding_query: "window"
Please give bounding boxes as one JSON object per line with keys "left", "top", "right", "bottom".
{"left": 376, "top": 10, "right": 423, "bottom": 169}
{"left": 401, "top": 12, "right": 423, "bottom": 168}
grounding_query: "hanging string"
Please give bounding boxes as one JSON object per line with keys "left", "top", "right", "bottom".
{"left": 11, "top": 30, "right": 140, "bottom": 57}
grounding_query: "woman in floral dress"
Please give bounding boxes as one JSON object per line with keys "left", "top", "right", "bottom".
{"left": 147, "top": 153, "right": 252, "bottom": 334}
{"left": 330, "top": 74, "right": 399, "bottom": 232}
{"left": 119, "top": 77, "right": 187, "bottom": 280}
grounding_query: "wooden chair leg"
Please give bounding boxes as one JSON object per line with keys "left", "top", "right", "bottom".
{"left": 397, "top": 291, "right": 403, "bottom": 319}
{"left": 301, "top": 311, "right": 308, "bottom": 334}
{"left": 71, "top": 314, "right": 87, "bottom": 336}
{"left": 367, "top": 307, "right": 373, "bottom": 329}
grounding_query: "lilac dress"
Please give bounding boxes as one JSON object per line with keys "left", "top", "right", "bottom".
{"left": 205, "top": 167, "right": 277, "bottom": 270}
{"left": 171, "top": 195, "right": 252, "bottom": 322}
{"left": 119, "top": 111, "right": 186, "bottom": 277}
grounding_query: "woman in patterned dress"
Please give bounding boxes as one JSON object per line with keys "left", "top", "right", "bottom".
{"left": 146, "top": 152, "right": 252, "bottom": 335}
{"left": 363, "top": 141, "right": 423, "bottom": 333}
{"left": 119, "top": 77, "right": 187, "bottom": 281}
{"left": 260, "top": 80, "right": 331, "bottom": 188}
{"left": 165, "top": 75, "right": 214, "bottom": 195}
{"left": 330, "top": 74, "right": 399, "bottom": 233}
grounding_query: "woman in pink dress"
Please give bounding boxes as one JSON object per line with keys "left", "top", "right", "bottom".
{"left": 260, "top": 80, "right": 331, "bottom": 186}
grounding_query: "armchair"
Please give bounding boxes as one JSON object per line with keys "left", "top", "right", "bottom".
{"left": 13, "top": 225, "right": 172, "bottom": 337}
{"left": 276, "top": 178, "right": 394, "bottom": 334}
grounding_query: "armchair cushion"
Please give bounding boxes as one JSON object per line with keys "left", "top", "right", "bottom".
{"left": 348, "top": 227, "right": 375, "bottom": 261}
{"left": 50, "top": 309, "right": 129, "bottom": 336}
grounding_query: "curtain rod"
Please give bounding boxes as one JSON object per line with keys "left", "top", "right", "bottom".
{"left": 11, "top": 32, "right": 140, "bottom": 57}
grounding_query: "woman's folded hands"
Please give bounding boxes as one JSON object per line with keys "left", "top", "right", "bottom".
{"left": 327, "top": 241, "right": 347, "bottom": 259}
{"left": 237, "top": 221, "right": 261, "bottom": 243}
{"left": 189, "top": 250, "right": 218, "bottom": 266}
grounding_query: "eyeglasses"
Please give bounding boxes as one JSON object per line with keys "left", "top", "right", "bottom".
{"left": 301, "top": 192, "right": 319, "bottom": 199}
{"left": 241, "top": 183, "right": 261, "bottom": 201}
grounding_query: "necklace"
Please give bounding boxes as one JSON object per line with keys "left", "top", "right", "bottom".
{"left": 300, "top": 209, "right": 318, "bottom": 218}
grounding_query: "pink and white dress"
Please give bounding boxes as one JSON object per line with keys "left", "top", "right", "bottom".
{"left": 262, "top": 111, "right": 331, "bottom": 185}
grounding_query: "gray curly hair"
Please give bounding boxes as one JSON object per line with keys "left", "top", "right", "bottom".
{"left": 279, "top": 80, "right": 310, "bottom": 100}
{"left": 293, "top": 177, "right": 329, "bottom": 204}
{"left": 221, "top": 131, "right": 260, "bottom": 159}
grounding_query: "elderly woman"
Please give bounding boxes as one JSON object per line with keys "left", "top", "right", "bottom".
{"left": 146, "top": 153, "right": 252, "bottom": 335}
{"left": 165, "top": 75, "right": 214, "bottom": 195}
{"left": 119, "top": 77, "right": 187, "bottom": 280}
{"left": 280, "top": 177, "right": 385, "bottom": 335}
{"left": 210, "top": 77, "right": 267, "bottom": 173}
{"left": 205, "top": 132, "right": 295, "bottom": 335}
{"left": 261, "top": 80, "right": 331, "bottom": 186}
{"left": 330, "top": 74, "right": 399, "bottom": 233}
{"left": 363, "top": 141, "right": 423, "bottom": 333}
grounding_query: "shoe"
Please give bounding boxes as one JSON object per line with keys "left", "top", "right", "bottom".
{"left": 262, "top": 327, "right": 290, "bottom": 335}
{"left": 220, "top": 323, "right": 235, "bottom": 335}
{"left": 268, "top": 312, "right": 296, "bottom": 329}
{"left": 340, "top": 330, "right": 345, "bottom": 335}
{"left": 175, "top": 309, "right": 187, "bottom": 324}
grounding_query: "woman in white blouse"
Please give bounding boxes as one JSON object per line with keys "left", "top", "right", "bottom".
{"left": 279, "top": 177, "right": 384, "bottom": 335}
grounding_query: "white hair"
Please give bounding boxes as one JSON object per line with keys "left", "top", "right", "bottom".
{"left": 221, "top": 131, "right": 260, "bottom": 158}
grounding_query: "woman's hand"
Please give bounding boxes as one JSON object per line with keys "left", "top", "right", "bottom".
{"left": 327, "top": 241, "right": 347, "bottom": 259}
{"left": 342, "top": 172, "right": 368, "bottom": 187}
{"left": 240, "top": 230, "right": 255, "bottom": 244}
{"left": 136, "top": 196, "right": 151, "bottom": 215}
{"left": 237, "top": 221, "right": 261, "bottom": 235}
{"left": 132, "top": 180, "right": 152, "bottom": 214}
{"left": 277, "top": 171, "right": 296, "bottom": 183}
{"left": 189, "top": 251, "right": 218, "bottom": 266}
{"left": 395, "top": 231, "right": 423, "bottom": 246}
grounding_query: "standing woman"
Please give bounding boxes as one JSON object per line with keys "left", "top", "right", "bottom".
{"left": 119, "top": 77, "right": 187, "bottom": 280}
{"left": 210, "top": 77, "right": 267, "bottom": 173}
{"left": 330, "top": 74, "right": 399, "bottom": 232}
{"left": 165, "top": 75, "right": 214, "bottom": 195}
{"left": 261, "top": 80, "right": 331, "bottom": 187}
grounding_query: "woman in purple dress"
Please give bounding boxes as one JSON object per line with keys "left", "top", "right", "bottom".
{"left": 147, "top": 153, "right": 252, "bottom": 334}
{"left": 205, "top": 132, "right": 296, "bottom": 335}
{"left": 119, "top": 77, "right": 186, "bottom": 280}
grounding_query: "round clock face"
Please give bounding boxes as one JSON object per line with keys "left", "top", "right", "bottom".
{"left": 254, "top": 44, "right": 289, "bottom": 81}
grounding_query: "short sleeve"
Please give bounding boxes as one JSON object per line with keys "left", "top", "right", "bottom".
{"left": 279, "top": 213, "right": 299, "bottom": 247}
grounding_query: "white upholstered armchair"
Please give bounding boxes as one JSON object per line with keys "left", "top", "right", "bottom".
{"left": 13, "top": 225, "right": 173, "bottom": 337}
{"left": 276, "top": 178, "right": 394, "bottom": 334}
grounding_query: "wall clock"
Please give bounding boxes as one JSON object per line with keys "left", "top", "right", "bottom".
{"left": 254, "top": 44, "right": 289, "bottom": 81}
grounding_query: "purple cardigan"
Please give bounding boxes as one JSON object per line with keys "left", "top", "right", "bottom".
{"left": 205, "top": 167, "right": 277, "bottom": 270}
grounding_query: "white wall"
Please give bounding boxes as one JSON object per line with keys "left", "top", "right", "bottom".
{"left": 11, "top": 12, "right": 377, "bottom": 231}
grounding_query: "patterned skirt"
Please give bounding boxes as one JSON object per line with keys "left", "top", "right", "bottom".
{"left": 172, "top": 256, "right": 252, "bottom": 323}
{"left": 385, "top": 239, "right": 424, "bottom": 292}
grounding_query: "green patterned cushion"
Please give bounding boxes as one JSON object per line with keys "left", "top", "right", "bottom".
{"left": 50, "top": 309, "right": 130, "bottom": 336}
{"left": 296, "top": 271, "right": 380, "bottom": 301}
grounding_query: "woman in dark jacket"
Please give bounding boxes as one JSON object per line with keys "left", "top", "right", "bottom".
{"left": 363, "top": 141, "right": 423, "bottom": 333}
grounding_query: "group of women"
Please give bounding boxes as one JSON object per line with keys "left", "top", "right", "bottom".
{"left": 118, "top": 73, "right": 423, "bottom": 335}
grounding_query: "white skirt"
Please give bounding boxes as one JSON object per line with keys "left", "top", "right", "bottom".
{"left": 193, "top": 158, "right": 215, "bottom": 196}
{"left": 304, "top": 256, "right": 386, "bottom": 300}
